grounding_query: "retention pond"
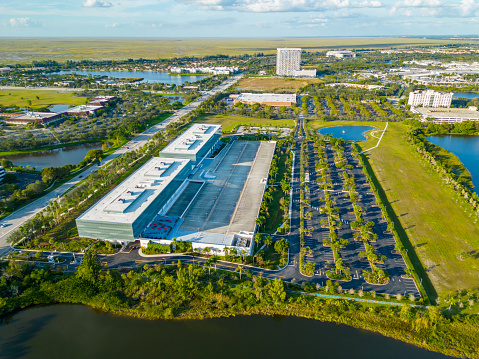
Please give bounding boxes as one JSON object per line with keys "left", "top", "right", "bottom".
{"left": 318, "top": 125, "right": 375, "bottom": 141}
{"left": 4, "top": 142, "right": 103, "bottom": 170}
{"left": 0, "top": 305, "right": 452, "bottom": 359}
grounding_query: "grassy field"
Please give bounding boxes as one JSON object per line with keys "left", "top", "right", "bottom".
{"left": 0, "top": 89, "right": 86, "bottom": 109}
{"left": 0, "top": 37, "right": 470, "bottom": 64}
{"left": 309, "top": 119, "right": 479, "bottom": 296}
{"left": 192, "top": 114, "right": 295, "bottom": 133}
{"left": 236, "top": 77, "right": 323, "bottom": 92}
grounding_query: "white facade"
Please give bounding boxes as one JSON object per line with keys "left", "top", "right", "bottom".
{"left": 408, "top": 90, "right": 453, "bottom": 108}
{"left": 276, "top": 48, "right": 301, "bottom": 76}
{"left": 326, "top": 50, "right": 356, "bottom": 59}
{"left": 293, "top": 69, "right": 317, "bottom": 78}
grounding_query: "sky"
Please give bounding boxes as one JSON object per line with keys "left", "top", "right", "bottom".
{"left": 1, "top": 0, "right": 479, "bottom": 37}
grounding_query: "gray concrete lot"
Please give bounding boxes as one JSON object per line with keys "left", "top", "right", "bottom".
{"left": 228, "top": 141, "right": 275, "bottom": 234}
{"left": 179, "top": 141, "right": 260, "bottom": 234}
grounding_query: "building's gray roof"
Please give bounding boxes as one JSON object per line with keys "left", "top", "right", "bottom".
{"left": 160, "top": 123, "right": 221, "bottom": 157}
{"left": 236, "top": 93, "right": 296, "bottom": 104}
{"left": 77, "top": 157, "right": 191, "bottom": 224}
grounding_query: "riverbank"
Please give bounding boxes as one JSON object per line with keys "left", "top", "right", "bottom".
{"left": 0, "top": 259, "right": 477, "bottom": 358}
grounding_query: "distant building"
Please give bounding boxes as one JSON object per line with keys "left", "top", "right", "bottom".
{"left": 326, "top": 83, "right": 383, "bottom": 90}
{"left": 232, "top": 93, "right": 297, "bottom": 107}
{"left": 293, "top": 69, "right": 317, "bottom": 78}
{"left": 276, "top": 48, "right": 302, "bottom": 76}
{"left": 5, "top": 112, "right": 62, "bottom": 125}
{"left": 326, "top": 50, "right": 356, "bottom": 59}
{"left": 0, "top": 166, "right": 5, "bottom": 184}
{"left": 66, "top": 104, "right": 104, "bottom": 116}
{"left": 0, "top": 67, "right": 11, "bottom": 73}
{"left": 411, "top": 106, "right": 479, "bottom": 124}
{"left": 408, "top": 90, "right": 453, "bottom": 108}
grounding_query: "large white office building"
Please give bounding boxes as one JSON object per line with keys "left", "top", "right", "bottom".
{"left": 276, "top": 48, "right": 302, "bottom": 76}
{"left": 408, "top": 90, "right": 453, "bottom": 108}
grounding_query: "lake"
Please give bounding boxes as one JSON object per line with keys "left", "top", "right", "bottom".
{"left": 319, "top": 125, "right": 375, "bottom": 141}
{"left": 427, "top": 135, "right": 479, "bottom": 193}
{"left": 0, "top": 305, "right": 452, "bottom": 359}
{"left": 453, "top": 92, "right": 479, "bottom": 100}
{"left": 5, "top": 142, "right": 103, "bottom": 170}
{"left": 52, "top": 70, "right": 207, "bottom": 85}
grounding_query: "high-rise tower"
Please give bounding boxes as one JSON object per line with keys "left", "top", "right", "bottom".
{"left": 276, "top": 48, "right": 301, "bottom": 76}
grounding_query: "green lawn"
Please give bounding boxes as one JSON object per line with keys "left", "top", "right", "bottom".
{"left": 365, "top": 123, "right": 479, "bottom": 295}
{"left": 193, "top": 114, "right": 295, "bottom": 134}
{"left": 0, "top": 89, "right": 87, "bottom": 109}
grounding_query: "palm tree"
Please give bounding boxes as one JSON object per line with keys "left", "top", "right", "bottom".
{"left": 264, "top": 236, "right": 273, "bottom": 248}
{"left": 235, "top": 264, "right": 245, "bottom": 280}
{"left": 205, "top": 258, "right": 213, "bottom": 275}
{"left": 211, "top": 255, "right": 219, "bottom": 271}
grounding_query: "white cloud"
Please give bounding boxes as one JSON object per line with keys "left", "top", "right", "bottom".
{"left": 459, "top": 0, "right": 479, "bottom": 16}
{"left": 390, "top": 0, "right": 440, "bottom": 14}
{"left": 176, "top": 0, "right": 383, "bottom": 12}
{"left": 8, "top": 17, "right": 41, "bottom": 27}
{"left": 83, "top": 0, "right": 113, "bottom": 7}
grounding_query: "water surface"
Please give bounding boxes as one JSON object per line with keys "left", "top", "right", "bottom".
{"left": 453, "top": 92, "right": 479, "bottom": 100}
{"left": 0, "top": 305, "right": 452, "bottom": 359}
{"left": 52, "top": 70, "right": 207, "bottom": 85}
{"left": 427, "top": 135, "right": 479, "bottom": 192}
{"left": 5, "top": 142, "right": 103, "bottom": 170}
{"left": 319, "top": 125, "right": 375, "bottom": 141}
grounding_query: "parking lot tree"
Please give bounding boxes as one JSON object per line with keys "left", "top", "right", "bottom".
{"left": 274, "top": 238, "right": 290, "bottom": 256}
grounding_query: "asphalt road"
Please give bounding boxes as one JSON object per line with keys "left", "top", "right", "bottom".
{"left": 0, "top": 74, "right": 243, "bottom": 257}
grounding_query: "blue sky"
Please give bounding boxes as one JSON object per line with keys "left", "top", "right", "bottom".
{"left": 1, "top": 0, "right": 479, "bottom": 37}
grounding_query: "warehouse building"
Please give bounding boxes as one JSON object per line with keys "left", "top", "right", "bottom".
{"left": 159, "top": 124, "right": 222, "bottom": 167}
{"left": 66, "top": 104, "right": 104, "bottom": 116}
{"left": 5, "top": 112, "right": 62, "bottom": 125}
{"left": 326, "top": 50, "right": 356, "bottom": 59}
{"left": 232, "top": 93, "right": 297, "bottom": 107}
{"left": 76, "top": 157, "right": 192, "bottom": 242}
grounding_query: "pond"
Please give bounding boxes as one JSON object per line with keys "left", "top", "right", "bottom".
{"left": 319, "top": 125, "right": 375, "bottom": 141}
{"left": 0, "top": 305, "right": 452, "bottom": 359}
{"left": 4, "top": 142, "right": 103, "bottom": 170}
{"left": 427, "top": 135, "right": 479, "bottom": 193}
{"left": 453, "top": 92, "right": 479, "bottom": 100}
{"left": 51, "top": 70, "right": 208, "bottom": 85}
